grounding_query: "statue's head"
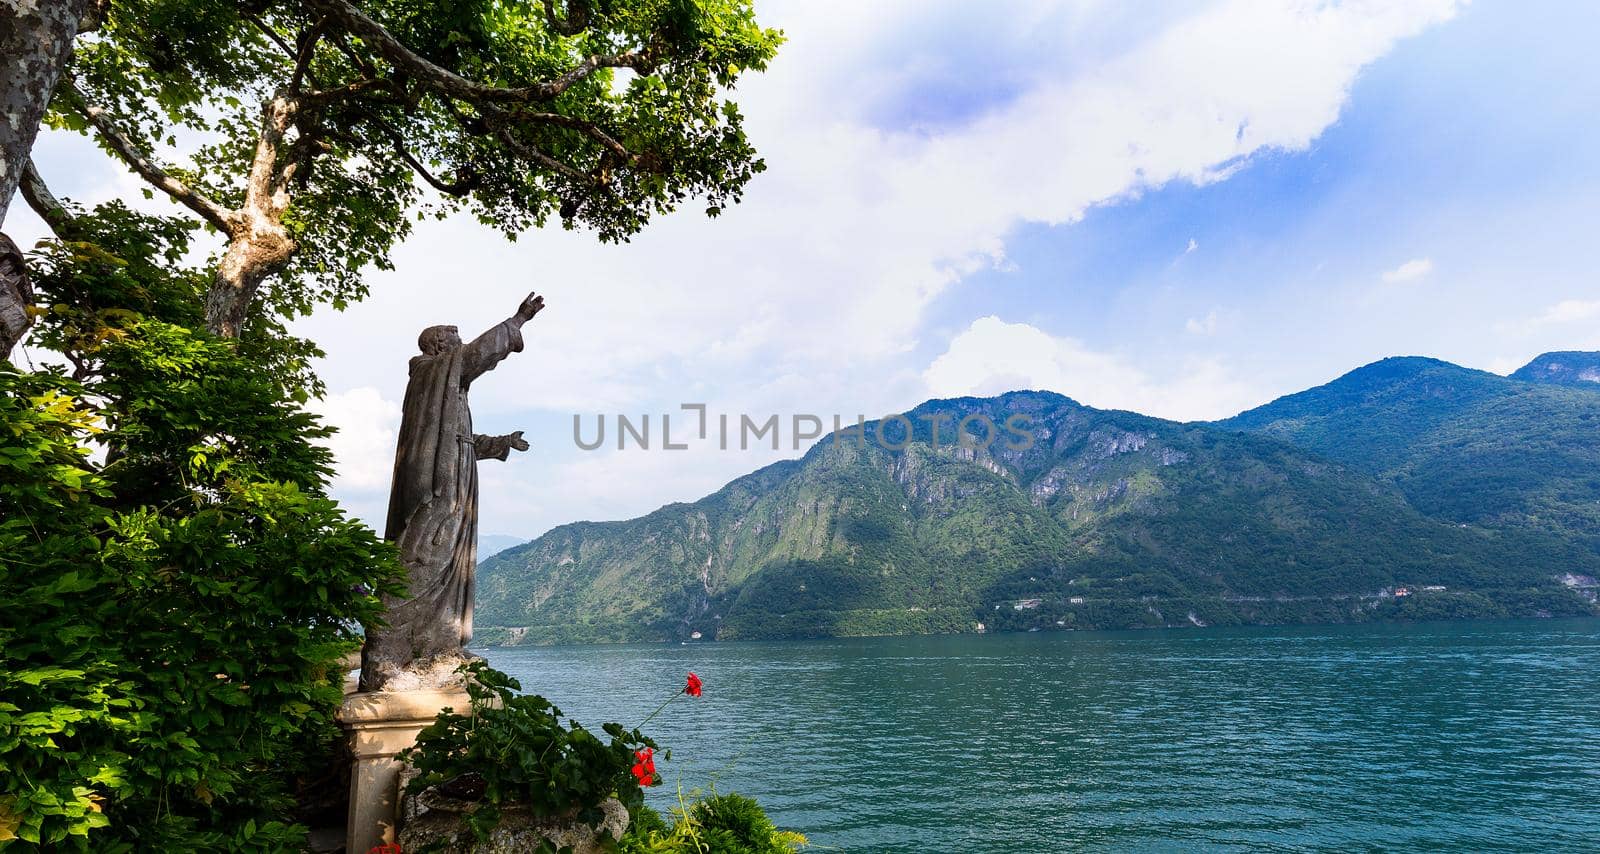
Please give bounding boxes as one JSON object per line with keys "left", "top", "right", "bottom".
{"left": 417, "top": 324, "right": 462, "bottom": 355}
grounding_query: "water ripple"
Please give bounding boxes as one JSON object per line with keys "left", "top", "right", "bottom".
{"left": 483, "top": 619, "right": 1600, "bottom": 852}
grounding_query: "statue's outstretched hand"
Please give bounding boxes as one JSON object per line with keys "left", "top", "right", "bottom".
{"left": 509, "top": 430, "right": 530, "bottom": 452}
{"left": 516, "top": 292, "right": 545, "bottom": 322}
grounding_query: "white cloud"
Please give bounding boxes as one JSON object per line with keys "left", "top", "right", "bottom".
{"left": 302, "top": 0, "right": 1462, "bottom": 398}
{"left": 1381, "top": 257, "right": 1434, "bottom": 283}
{"left": 92, "top": 0, "right": 1454, "bottom": 535}
{"left": 1532, "top": 298, "right": 1600, "bottom": 327}
{"left": 1494, "top": 298, "right": 1600, "bottom": 337}
{"left": 1186, "top": 310, "right": 1220, "bottom": 336}
{"left": 923, "top": 316, "right": 1265, "bottom": 421}
{"left": 305, "top": 387, "right": 401, "bottom": 494}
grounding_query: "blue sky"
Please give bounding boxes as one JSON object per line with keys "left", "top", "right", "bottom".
{"left": 922, "top": 0, "right": 1600, "bottom": 393}
{"left": 10, "top": 0, "right": 1599, "bottom": 543}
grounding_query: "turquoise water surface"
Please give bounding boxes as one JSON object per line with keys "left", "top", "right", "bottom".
{"left": 480, "top": 619, "right": 1600, "bottom": 852}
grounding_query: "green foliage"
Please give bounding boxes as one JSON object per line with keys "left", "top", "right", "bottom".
{"left": 688, "top": 793, "right": 807, "bottom": 854}
{"left": 1220, "top": 355, "right": 1600, "bottom": 546}
{"left": 621, "top": 792, "right": 805, "bottom": 854}
{"left": 0, "top": 370, "right": 116, "bottom": 850}
{"left": 400, "top": 662, "right": 656, "bottom": 841}
{"left": 24, "top": 199, "right": 325, "bottom": 398}
{"left": 0, "top": 207, "right": 404, "bottom": 850}
{"left": 54, "top": 0, "right": 783, "bottom": 318}
{"left": 627, "top": 803, "right": 672, "bottom": 839}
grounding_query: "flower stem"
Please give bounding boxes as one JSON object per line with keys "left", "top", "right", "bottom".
{"left": 634, "top": 688, "right": 686, "bottom": 731}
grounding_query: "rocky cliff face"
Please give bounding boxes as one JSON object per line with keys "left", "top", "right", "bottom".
{"left": 1511, "top": 351, "right": 1600, "bottom": 387}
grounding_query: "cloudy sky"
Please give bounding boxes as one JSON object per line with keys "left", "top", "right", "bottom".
{"left": 11, "top": 0, "right": 1600, "bottom": 545}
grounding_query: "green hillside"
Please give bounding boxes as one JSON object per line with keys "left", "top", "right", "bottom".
{"left": 477, "top": 380, "right": 1600, "bottom": 645}
{"left": 1217, "top": 353, "right": 1600, "bottom": 546}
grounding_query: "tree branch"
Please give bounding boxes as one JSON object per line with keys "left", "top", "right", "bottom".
{"left": 290, "top": 20, "right": 327, "bottom": 92}
{"left": 299, "top": 76, "right": 395, "bottom": 106}
{"left": 206, "top": 93, "right": 301, "bottom": 337}
{"left": 66, "top": 82, "right": 234, "bottom": 233}
{"left": 77, "top": 0, "right": 110, "bottom": 33}
{"left": 542, "top": 0, "right": 590, "bottom": 36}
{"left": 492, "top": 128, "right": 591, "bottom": 185}
{"left": 356, "top": 111, "right": 479, "bottom": 195}
{"left": 281, "top": 116, "right": 326, "bottom": 191}
{"left": 329, "top": 31, "right": 380, "bottom": 80}
{"left": 0, "top": 233, "right": 34, "bottom": 362}
{"left": 247, "top": 94, "right": 298, "bottom": 208}
{"left": 512, "top": 111, "right": 636, "bottom": 163}
{"left": 305, "top": 0, "right": 653, "bottom": 105}
{"left": 244, "top": 12, "right": 300, "bottom": 64}
{"left": 540, "top": 49, "right": 656, "bottom": 101}
{"left": 443, "top": 100, "right": 489, "bottom": 136}
{"left": 397, "top": 148, "right": 479, "bottom": 196}
{"left": 19, "top": 159, "right": 81, "bottom": 241}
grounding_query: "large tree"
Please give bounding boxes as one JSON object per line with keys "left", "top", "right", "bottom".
{"left": 1, "top": 0, "right": 95, "bottom": 357}
{"left": 29, "top": 0, "right": 781, "bottom": 336}
{"left": 0, "top": 2, "right": 780, "bottom": 845}
{"left": 0, "top": 0, "right": 93, "bottom": 225}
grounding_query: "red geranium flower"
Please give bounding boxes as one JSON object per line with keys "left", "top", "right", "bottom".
{"left": 631, "top": 747, "right": 656, "bottom": 786}
{"left": 685, "top": 672, "right": 703, "bottom": 697}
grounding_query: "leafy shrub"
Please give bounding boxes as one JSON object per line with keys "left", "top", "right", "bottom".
{"left": 0, "top": 206, "right": 404, "bottom": 850}
{"left": 399, "top": 662, "right": 657, "bottom": 841}
{"left": 400, "top": 667, "right": 802, "bottom": 850}
{"left": 629, "top": 803, "right": 673, "bottom": 839}
{"left": 693, "top": 794, "right": 807, "bottom": 854}
{"left": 621, "top": 791, "right": 806, "bottom": 854}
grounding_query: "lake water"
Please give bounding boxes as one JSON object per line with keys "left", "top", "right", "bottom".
{"left": 479, "top": 619, "right": 1600, "bottom": 852}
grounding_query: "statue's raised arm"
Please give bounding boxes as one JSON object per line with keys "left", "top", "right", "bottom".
{"left": 461, "top": 292, "right": 545, "bottom": 383}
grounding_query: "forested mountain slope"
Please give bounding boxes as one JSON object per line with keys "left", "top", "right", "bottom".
{"left": 1218, "top": 353, "right": 1600, "bottom": 547}
{"left": 478, "top": 371, "right": 1600, "bottom": 644}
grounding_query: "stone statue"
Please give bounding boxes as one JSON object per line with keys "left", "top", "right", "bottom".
{"left": 360, "top": 291, "right": 545, "bottom": 692}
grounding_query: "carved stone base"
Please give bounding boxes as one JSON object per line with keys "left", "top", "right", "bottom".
{"left": 360, "top": 649, "right": 482, "bottom": 693}
{"left": 338, "top": 688, "right": 469, "bottom": 853}
{"left": 399, "top": 795, "right": 629, "bottom": 854}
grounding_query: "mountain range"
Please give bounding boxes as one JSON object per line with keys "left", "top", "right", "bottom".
{"left": 474, "top": 352, "right": 1600, "bottom": 645}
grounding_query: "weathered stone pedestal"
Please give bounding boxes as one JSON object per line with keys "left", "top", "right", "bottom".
{"left": 400, "top": 794, "right": 629, "bottom": 854}
{"left": 339, "top": 689, "right": 468, "bottom": 853}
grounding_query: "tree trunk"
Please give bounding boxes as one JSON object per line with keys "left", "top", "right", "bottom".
{"left": 2, "top": 0, "right": 91, "bottom": 359}
{"left": 206, "top": 224, "right": 295, "bottom": 337}
{"left": 203, "top": 93, "right": 299, "bottom": 338}
{"left": 0, "top": 233, "right": 32, "bottom": 359}
{"left": 1, "top": 0, "right": 90, "bottom": 227}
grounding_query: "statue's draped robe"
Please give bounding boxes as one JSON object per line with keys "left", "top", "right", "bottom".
{"left": 360, "top": 318, "right": 524, "bottom": 691}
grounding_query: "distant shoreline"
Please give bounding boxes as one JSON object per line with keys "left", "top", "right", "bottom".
{"left": 474, "top": 593, "right": 1600, "bottom": 648}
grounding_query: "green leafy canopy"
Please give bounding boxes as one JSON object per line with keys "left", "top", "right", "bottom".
{"left": 52, "top": 0, "right": 784, "bottom": 321}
